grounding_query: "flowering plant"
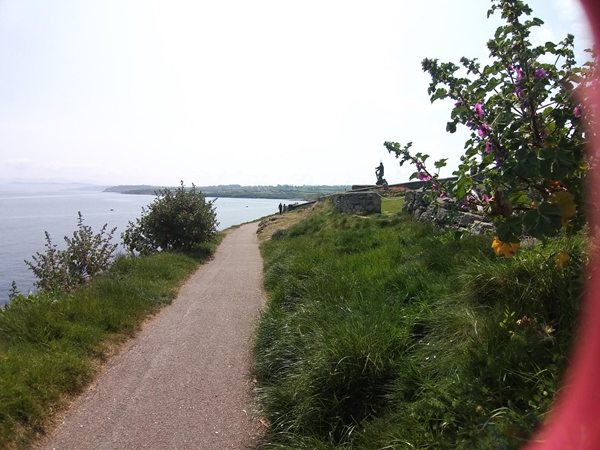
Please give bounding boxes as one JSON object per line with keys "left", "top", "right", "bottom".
{"left": 385, "top": 0, "right": 596, "bottom": 255}
{"left": 122, "top": 181, "right": 218, "bottom": 254}
{"left": 22, "top": 212, "right": 117, "bottom": 293}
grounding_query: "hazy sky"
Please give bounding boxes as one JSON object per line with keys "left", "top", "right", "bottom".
{"left": 0, "top": 0, "right": 593, "bottom": 186}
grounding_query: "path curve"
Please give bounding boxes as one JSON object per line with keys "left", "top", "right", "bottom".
{"left": 41, "top": 222, "right": 265, "bottom": 449}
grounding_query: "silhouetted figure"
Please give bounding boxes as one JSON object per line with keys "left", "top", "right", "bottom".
{"left": 283, "top": 204, "right": 287, "bottom": 213}
{"left": 375, "top": 162, "right": 385, "bottom": 185}
{"left": 278, "top": 203, "right": 282, "bottom": 215}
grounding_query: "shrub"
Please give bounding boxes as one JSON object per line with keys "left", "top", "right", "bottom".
{"left": 385, "top": 0, "right": 597, "bottom": 253}
{"left": 122, "top": 181, "right": 218, "bottom": 254}
{"left": 22, "top": 212, "right": 117, "bottom": 293}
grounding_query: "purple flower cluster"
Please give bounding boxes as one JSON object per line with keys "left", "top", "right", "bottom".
{"left": 474, "top": 103, "right": 484, "bottom": 119}
{"left": 417, "top": 172, "right": 432, "bottom": 181}
{"left": 478, "top": 123, "right": 492, "bottom": 138}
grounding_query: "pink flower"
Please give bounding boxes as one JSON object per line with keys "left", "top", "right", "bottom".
{"left": 482, "top": 194, "right": 490, "bottom": 204}
{"left": 474, "top": 103, "right": 484, "bottom": 119}
{"left": 485, "top": 141, "right": 493, "bottom": 153}
{"left": 478, "top": 124, "right": 492, "bottom": 138}
{"left": 534, "top": 68, "right": 546, "bottom": 78}
{"left": 574, "top": 105, "right": 582, "bottom": 118}
{"left": 515, "top": 67, "right": 523, "bottom": 80}
{"left": 417, "top": 172, "right": 432, "bottom": 182}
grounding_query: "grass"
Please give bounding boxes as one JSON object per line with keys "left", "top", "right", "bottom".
{"left": 254, "top": 202, "right": 585, "bottom": 449}
{"left": 381, "top": 196, "right": 405, "bottom": 214}
{"left": 0, "top": 240, "right": 218, "bottom": 449}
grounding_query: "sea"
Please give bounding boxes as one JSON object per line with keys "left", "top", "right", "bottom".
{"left": 0, "top": 186, "right": 293, "bottom": 305}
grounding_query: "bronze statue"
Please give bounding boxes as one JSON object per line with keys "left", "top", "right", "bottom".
{"left": 375, "top": 162, "right": 385, "bottom": 185}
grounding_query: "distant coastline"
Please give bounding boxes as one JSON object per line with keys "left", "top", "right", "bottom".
{"left": 104, "top": 184, "right": 351, "bottom": 201}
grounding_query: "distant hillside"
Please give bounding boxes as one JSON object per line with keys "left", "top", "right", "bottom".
{"left": 104, "top": 184, "right": 351, "bottom": 201}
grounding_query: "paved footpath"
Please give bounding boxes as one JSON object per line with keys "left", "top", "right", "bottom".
{"left": 41, "top": 223, "right": 265, "bottom": 450}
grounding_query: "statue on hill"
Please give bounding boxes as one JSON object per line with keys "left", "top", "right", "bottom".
{"left": 375, "top": 162, "right": 386, "bottom": 186}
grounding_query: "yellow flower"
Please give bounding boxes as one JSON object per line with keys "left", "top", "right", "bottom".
{"left": 549, "top": 191, "right": 576, "bottom": 226}
{"left": 555, "top": 250, "right": 570, "bottom": 269}
{"left": 492, "top": 237, "right": 520, "bottom": 258}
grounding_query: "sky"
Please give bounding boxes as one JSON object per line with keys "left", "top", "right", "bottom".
{"left": 0, "top": 0, "right": 594, "bottom": 187}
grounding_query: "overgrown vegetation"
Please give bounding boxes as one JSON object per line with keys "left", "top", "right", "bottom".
{"left": 0, "top": 241, "right": 218, "bottom": 448}
{"left": 254, "top": 203, "right": 585, "bottom": 449}
{"left": 122, "top": 181, "right": 218, "bottom": 254}
{"left": 15, "top": 213, "right": 118, "bottom": 295}
{"left": 386, "top": 0, "right": 596, "bottom": 252}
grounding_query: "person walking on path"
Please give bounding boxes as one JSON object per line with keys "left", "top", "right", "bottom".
{"left": 40, "top": 223, "right": 266, "bottom": 450}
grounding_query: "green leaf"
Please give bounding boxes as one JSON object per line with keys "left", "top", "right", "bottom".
{"left": 523, "top": 203, "right": 562, "bottom": 240}
{"left": 539, "top": 146, "right": 577, "bottom": 181}
{"left": 434, "top": 159, "right": 448, "bottom": 169}
{"left": 497, "top": 217, "right": 522, "bottom": 243}
{"left": 446, "top": 121, "right": 457, "bottom": 133}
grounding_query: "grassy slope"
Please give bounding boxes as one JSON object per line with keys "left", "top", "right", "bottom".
{"left": 381, "top": 196, "right": 405, "bottom": 214}
{"left": 254, "top": 203, "right": 585, "bottom": 449}
{"left": 0, "top": 242, "right": 217, "bottom": 449}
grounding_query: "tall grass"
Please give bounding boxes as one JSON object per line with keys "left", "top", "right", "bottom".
{"left": 0, "top": 241, "right": 217, "bottom": 449}
{"left": 254, "top": 203, "right": 585, "bottom": 449}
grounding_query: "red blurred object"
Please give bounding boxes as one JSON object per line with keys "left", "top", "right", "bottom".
{"left": 525, "top": 2, "right": 600, "bottom": 449}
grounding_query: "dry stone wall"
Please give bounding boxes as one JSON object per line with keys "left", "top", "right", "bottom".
{"left": 402, "top": 189, "right": 495, "bottom": 235}
{"left": 330, "top": 192, "right": 381, "bottom": 214}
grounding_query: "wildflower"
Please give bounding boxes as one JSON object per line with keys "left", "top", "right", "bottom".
{"left": 482, "top": 194, "right": 490, "bottom": 204}
{"left": 454, "top": 101, "right": 464, "bottom": 108}
{"left": 432, "top": 182, "right": 439, "bottom": 192}
{"left": 474, "top": 102, "right": 484, "bottom": 118}
{"left": 478, "top": 123, "right": 492, "bottom": 138}
{"left": 516, "top": 316, "right": 532, "bottom": 326}
{"left": 534, "top": 68, "right": 546, "bottom": 78}
{"left": 515, "top": 87, "right": 524, "bottom": 98}
{"left": 574, "top": 105, "right": 582, "bottom": 118}
{"left": 485, "top": 141, "right": 493, "bottom": 153}
{"left": 515, "top": 67, "right": 523, "bottom": 80}
{"left": 492, "top": 237, "right": 520, "bottom": 258}
{"left": 556, "top": 250, "right": 570, "bottom": 269}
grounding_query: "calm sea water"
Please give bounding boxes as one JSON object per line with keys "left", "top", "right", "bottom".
{"left": 0, "top": 190, "right": 291, "bottom": 305}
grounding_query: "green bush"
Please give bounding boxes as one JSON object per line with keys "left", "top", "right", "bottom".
{"left": 20, "top": 212, "right": 117, "bottom": 294}
{"left": 122, "top": 181, "right": 218, "bottom": 254}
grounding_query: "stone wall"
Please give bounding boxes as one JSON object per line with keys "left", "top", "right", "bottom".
{"left": 330, "top": 192, "right": 381, "bottom": 214}
{"left": 402, "top": 189, "right": 494, "bottom": 235}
